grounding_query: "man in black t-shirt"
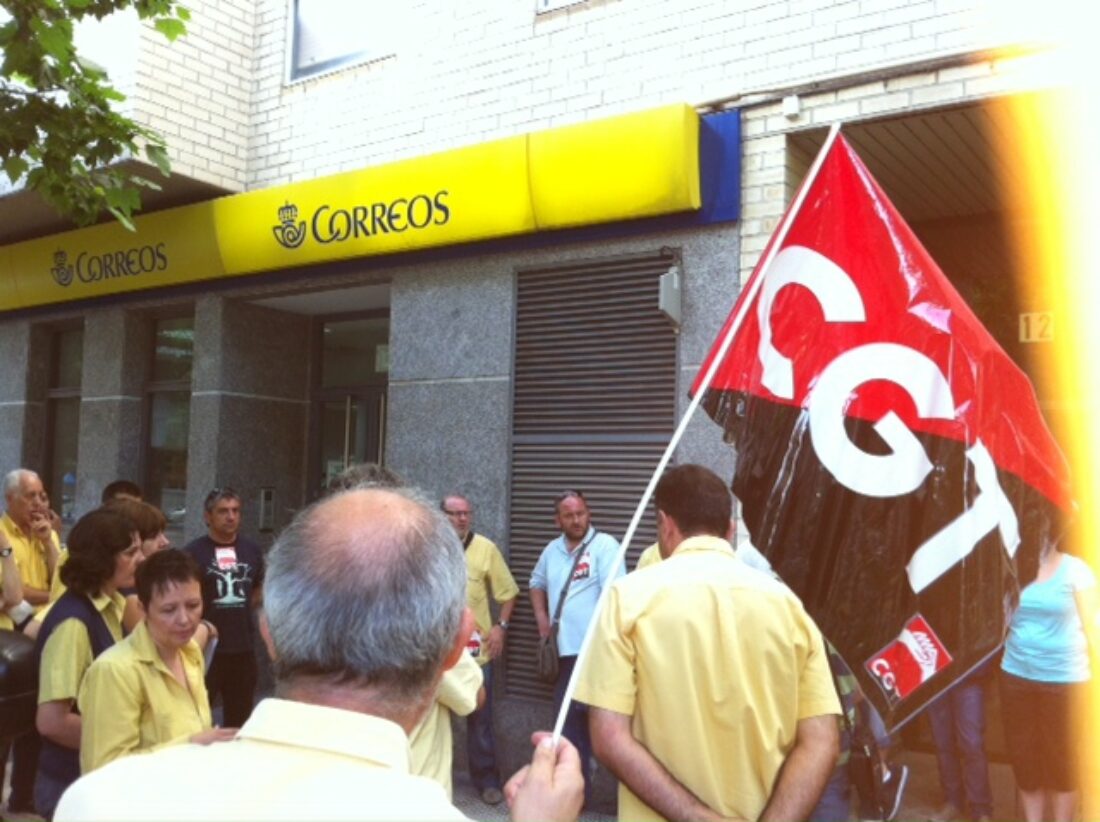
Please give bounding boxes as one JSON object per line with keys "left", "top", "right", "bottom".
{"left": 184, "top": 487, "right": 264, "bottom": 728}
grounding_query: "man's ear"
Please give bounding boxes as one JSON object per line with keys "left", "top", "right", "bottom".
{"left": 258, "top": 609, "right": 277, "bottom": 662}
{"left": 442, "top": 608, "right": 476, "bottom": 672}
{"left": 725, "top": 518, "right": 736, "bottom": 542}
{"left": 656, "top": 510, "right": 675, "bottom": 559}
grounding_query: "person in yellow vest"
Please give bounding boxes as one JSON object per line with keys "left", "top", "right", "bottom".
{"left": 441, "top": 493, "right": 519, "bottom": 806}
{"left": 78, "top": 548, "right": 237, "bottom": 774}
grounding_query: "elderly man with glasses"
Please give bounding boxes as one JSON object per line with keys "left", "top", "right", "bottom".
{"left": 529, "top": 489, "right": 623, "bottom": 805}
{"left": 440, "top": 493, "right": 518, "bottom": 806}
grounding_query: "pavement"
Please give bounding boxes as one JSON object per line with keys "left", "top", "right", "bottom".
{"left": 452, "top": 769, "right": 614, "bottom": 822}
{"left": 891, "top": 749, "right": 1017, "bottom": 821}
{"left": 452, "top": 749, "right": 1019, "bottom": 821}
{"left": 4, "top": 744, "right": 1016, "bottom": 821}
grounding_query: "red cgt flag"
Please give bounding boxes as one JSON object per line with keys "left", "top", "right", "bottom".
{"left": 694, "top": 134, "right": 1073, "bottom": 729}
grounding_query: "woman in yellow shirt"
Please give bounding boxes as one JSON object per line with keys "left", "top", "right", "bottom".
{"left": 35, "top": 507, "right": 144, "bottom": 819}
{"left": 78, "top": 549, "right": 237, "bottom": 774}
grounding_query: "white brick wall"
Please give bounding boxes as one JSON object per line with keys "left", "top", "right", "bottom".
{"left": 239, "top": 0, "right": 1010, "bottom": 190}
{"left": 131, "top": 0, "right": 255, "bottom": 191}
{"left": 115, "top": 0, "right": 1031, "bottom": 195}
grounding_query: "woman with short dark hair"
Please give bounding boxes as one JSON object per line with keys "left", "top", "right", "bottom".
{"left": 78, "top": 549, "right": 235, "bottom": 774}
{"left": 34, "top": 507, "right": 144, "bottom": 819}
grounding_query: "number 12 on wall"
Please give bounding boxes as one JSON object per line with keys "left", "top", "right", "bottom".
{"left": 1018, "top": 311, "right": 1054, "bottom": 343}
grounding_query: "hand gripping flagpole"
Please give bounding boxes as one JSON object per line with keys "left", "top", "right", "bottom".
{"left": 550, "top": 122, "right": 843, "bottom": 747}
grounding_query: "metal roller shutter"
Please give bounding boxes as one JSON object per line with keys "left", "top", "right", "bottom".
{"left": 505, "top": 251, "right": 678, "bottom": 701}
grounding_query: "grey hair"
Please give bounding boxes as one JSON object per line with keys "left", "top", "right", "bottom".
{"left": 263, "top": 485, "right": 466, "bottom": 700}
{"left": 324, "top": 462, "right": 405, "bottom": 495}
{"left": 3, "top": 469, "right": 39, "bottom": 499}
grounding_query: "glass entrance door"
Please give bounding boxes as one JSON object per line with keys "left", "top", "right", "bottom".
{"left": 318, "top": 390, "right": 387, "bottom": 489}
{"left": 312, "top": 314, "right": 389, "bottom": 495}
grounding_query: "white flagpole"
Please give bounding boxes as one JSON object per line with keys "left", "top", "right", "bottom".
{"left": 550, "top": 121, "right": 844, "bottom": 746}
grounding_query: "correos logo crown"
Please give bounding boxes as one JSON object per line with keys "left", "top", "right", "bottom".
{"left": 51, "top": 250, "right": 74, "bottom": 286}
{"left": 272, "top": 202, "right": 306, "bottom": 249}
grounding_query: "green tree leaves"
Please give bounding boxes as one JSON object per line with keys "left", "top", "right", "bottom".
{"left": 0, "top": 1, "right": 189, "bottom": 231}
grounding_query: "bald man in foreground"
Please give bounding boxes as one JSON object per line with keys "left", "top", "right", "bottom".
{"left": 56, "top": 487, "right": 583, "bottom": 821}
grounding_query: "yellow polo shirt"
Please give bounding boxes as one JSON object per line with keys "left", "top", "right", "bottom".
{"left": 1, "top": 512, "right": 59, "bottom": 612}
{"left": 408, "top": 649, "right": 482, "bottom": 797}
{"left": 464, "top": 534, "right": 519, "bottom": 663}
{"left": 38, "top": 591, "right": 126, "bottom": 703}
{"left": 0, "top": 556, "right": 14, "bottom": 630}
{"left": 575, "top": 535, "right": 840, "bottom": 822}
{"left": 55, "top": 698, "right": 467, "bottom": 821}
{"left": 78, "top": 620, "right": 212, "bottom": 773}
{"left": 634, "top": 543, "right": 661, "bottom": 571}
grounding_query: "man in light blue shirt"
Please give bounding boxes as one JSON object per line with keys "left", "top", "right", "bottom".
{"left": 530, "top": 490, "right": 623, "bottom": 801}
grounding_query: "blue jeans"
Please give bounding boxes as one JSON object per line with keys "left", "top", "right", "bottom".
{"left": 554, "top": 655, "right": 592, "bottom": 801}
{"left": 809, "top": 763, "right": 851, "bottom": 822}
{"left": 466, "top": 662, "right": 501, "bottom": 791}
{"left": 927, "top": 677, "right": 993, "bottom": 817}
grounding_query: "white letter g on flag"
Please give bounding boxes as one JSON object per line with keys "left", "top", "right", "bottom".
{"left": 808, "top": 343, "right": 956, "bottom": 498}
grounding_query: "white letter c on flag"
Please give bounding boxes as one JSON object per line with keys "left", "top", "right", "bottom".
{"left": 757, "top": 245, "right": 867, "bottom": 400}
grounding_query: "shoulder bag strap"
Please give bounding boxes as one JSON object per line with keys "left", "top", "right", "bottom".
{"left": 550, "top": 531, "right": 597, "bottom": 628}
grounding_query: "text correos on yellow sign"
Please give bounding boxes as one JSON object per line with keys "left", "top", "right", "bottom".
{"left": 0, "top": 104, "right": 701, "bottom": 312}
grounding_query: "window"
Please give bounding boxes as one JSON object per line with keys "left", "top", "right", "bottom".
{"left": 145, "top": 316, "right": 193, "bottom": 544}
{"left": 536, "top": 0, "right": 586, "bottom": 13}
{"left": 288, "top": 0, "right": 395, "bottom": 81}
{"left": 46, "top": 327, "right": 83, "bottom": 525}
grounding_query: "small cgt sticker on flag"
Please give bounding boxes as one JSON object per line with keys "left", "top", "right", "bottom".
{"left": 864, "top": 614, "right": 952, "bottom": 707}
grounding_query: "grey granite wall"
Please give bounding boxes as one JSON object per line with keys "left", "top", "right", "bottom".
{"left": 387, "top": 259, "right": 515, "bottom": 545}
{"left": 75, "top": 309, "right": 152, "bottom": 516}
{"left": 0, "top": 321, "right": 49, "bottom": 478}
{"left": 183, "top": 295, "right": 311, "bottom": 545}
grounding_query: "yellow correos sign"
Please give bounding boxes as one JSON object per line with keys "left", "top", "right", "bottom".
{"left": 6, "top": 205, "right": 223, "bottom": 310}
{"left": 0, "top": 104, "right": 701, "bottom": 311}
{"left": 529, "top": 103, "right": 700, "bottom": 229}
{"left": 215, "top": 134, "right": 534, "bottom": 274}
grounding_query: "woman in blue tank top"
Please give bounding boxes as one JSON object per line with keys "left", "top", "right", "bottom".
{"left": 1000, "top": 545, "right": 1099, "bottom": 822}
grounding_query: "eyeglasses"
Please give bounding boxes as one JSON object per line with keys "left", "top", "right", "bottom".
{"left": 443, "top": 509, "right": 471, "bottom": 517}
{"left": 554, "top": 489, "right": 585, "bottom": 504}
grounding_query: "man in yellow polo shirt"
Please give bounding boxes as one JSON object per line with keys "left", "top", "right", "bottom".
{"left": 2, "top": 469, "right": 61, "bottom": 617}
{"left": 441, "top": 493, "right": 519, "bottom": 806}
{"left": 1, "top": 468, "right": 62, "bottom": 817}
{"left": 576, "top": 464, "right": 840, "bottom": 821}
